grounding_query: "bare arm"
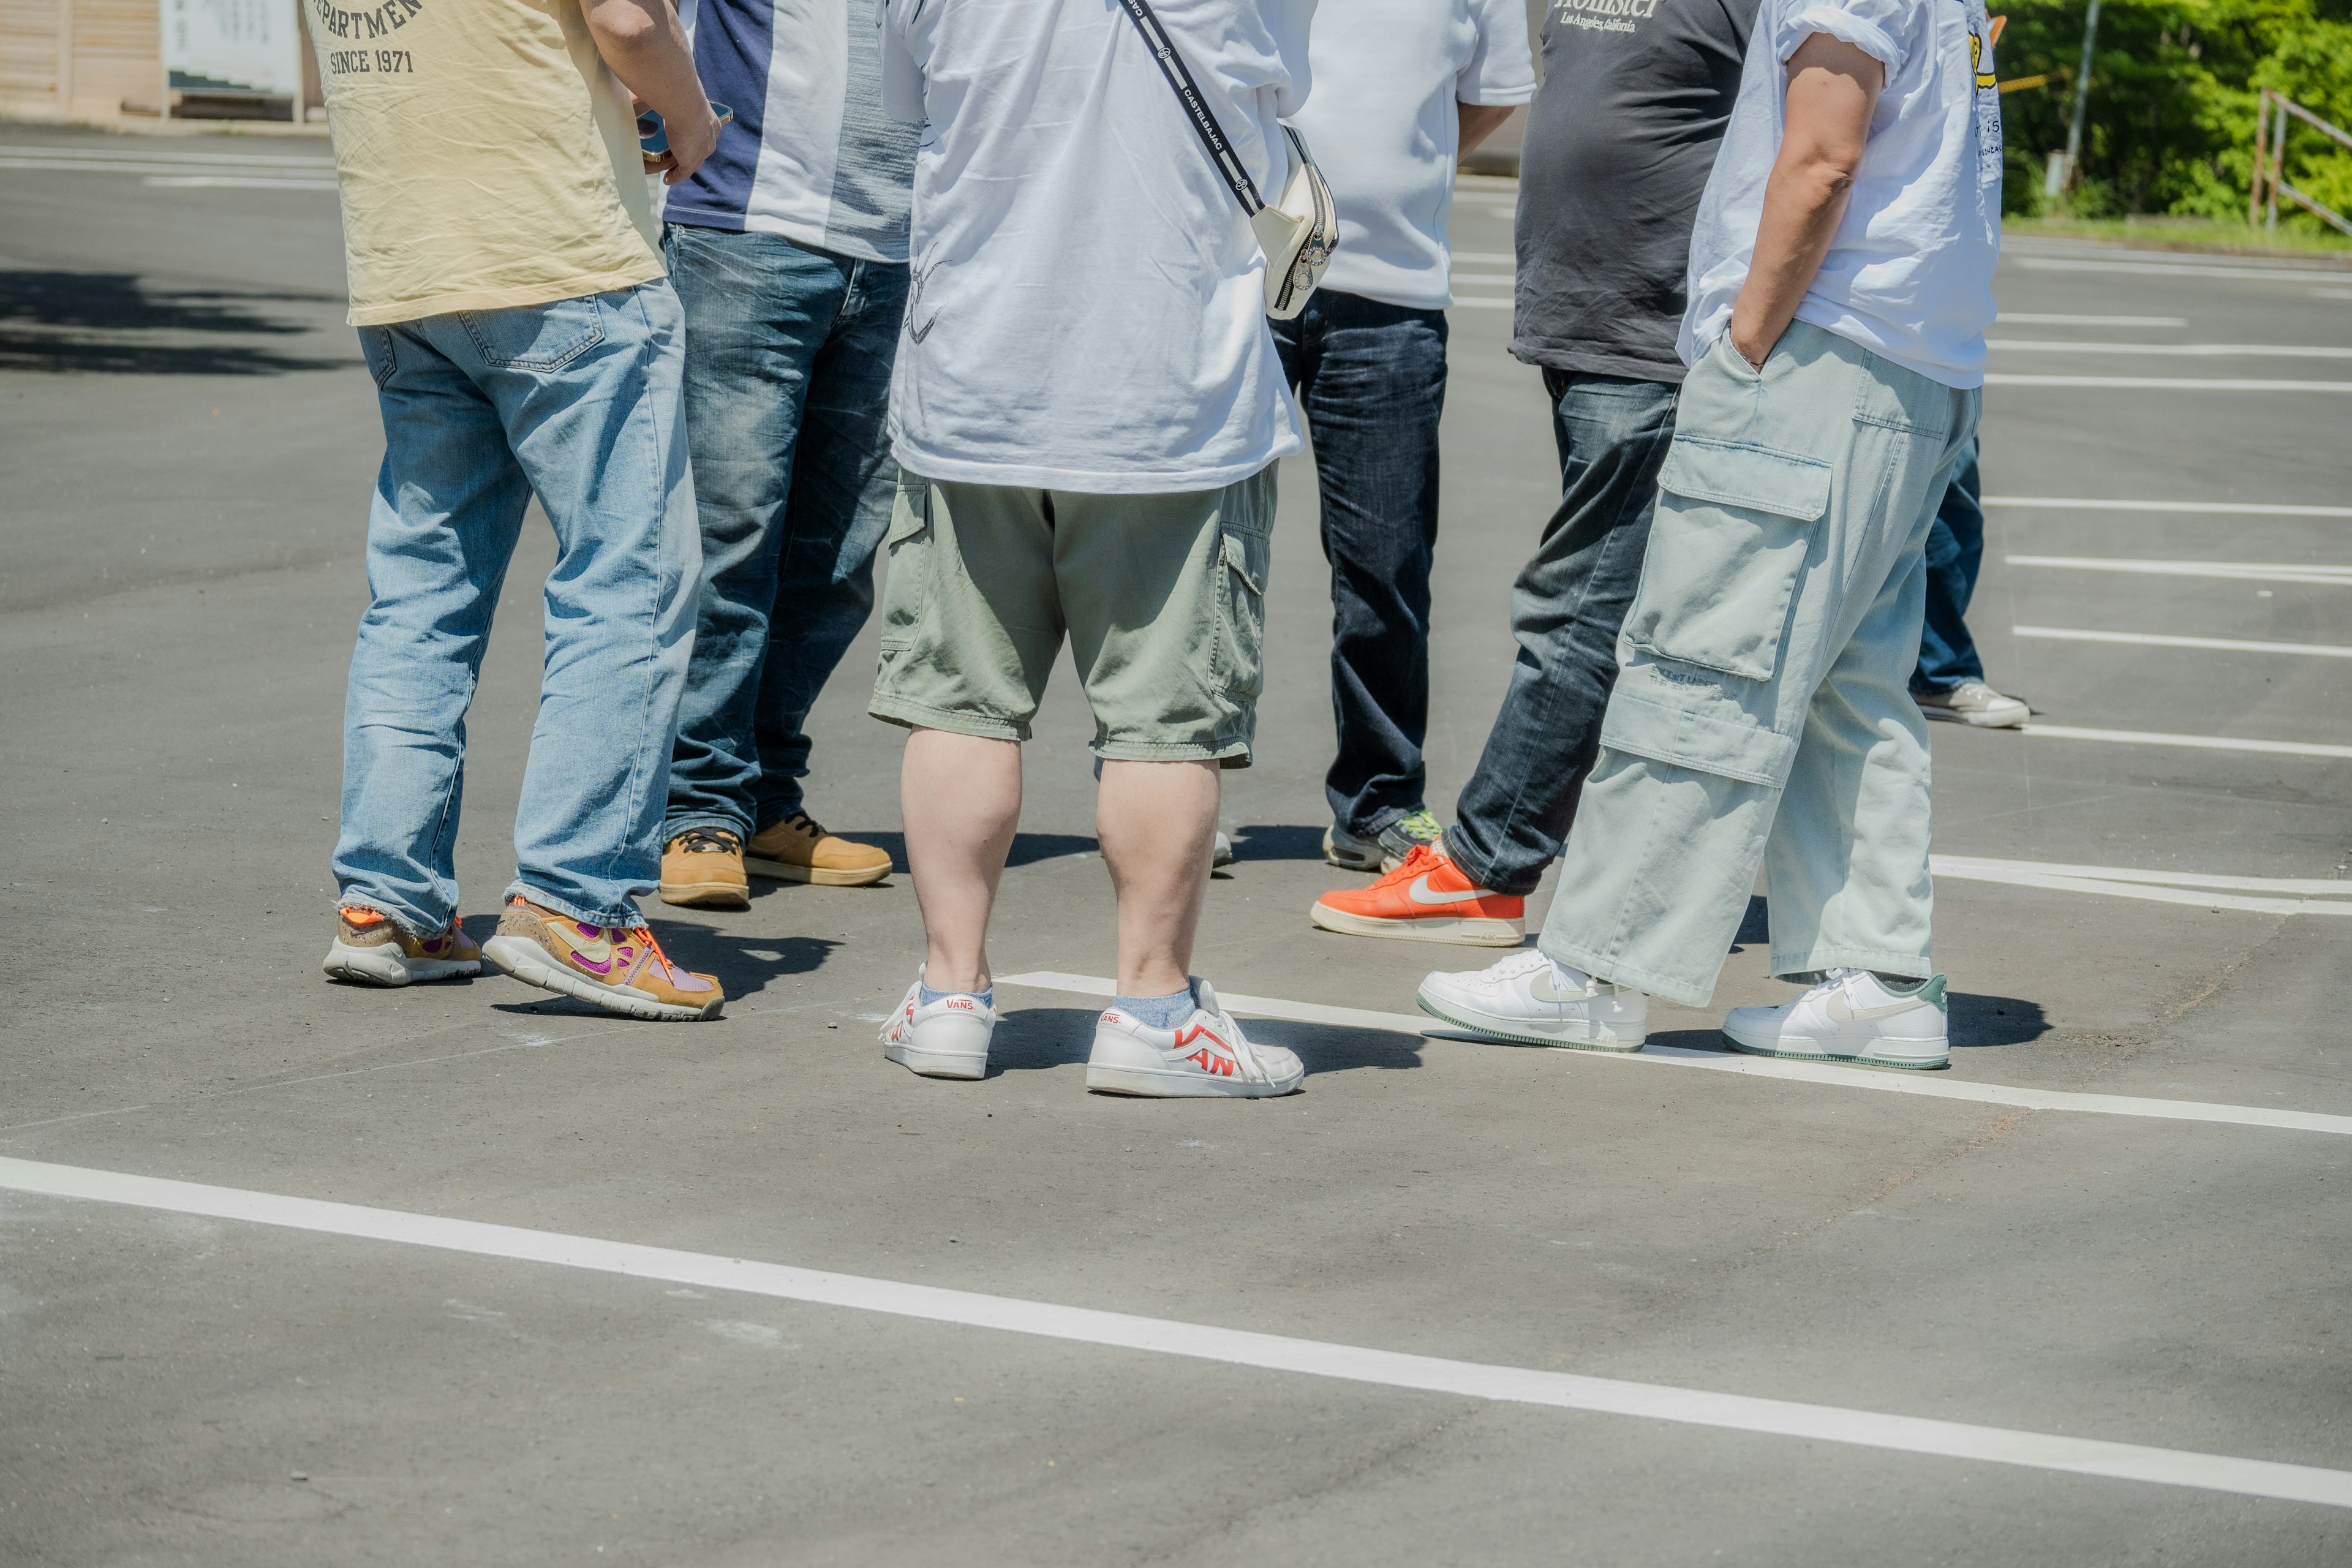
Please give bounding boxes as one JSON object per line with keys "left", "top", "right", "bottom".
{"left": 1458, "top": 102, "right": 1517, "bottom": 160}
{"left": 1726, "top": 33, "right": 1882, "bottom": 368}
{"left": 582, "top": 0, "right": 719, "bottom": 185}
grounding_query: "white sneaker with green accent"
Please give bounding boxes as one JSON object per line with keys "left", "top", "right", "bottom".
{"left": 1415, "top": 949, "right": 1646, "bottom": 1051}
{"left": 1721, "top": 969, "right": 1950, "bottom": 1069}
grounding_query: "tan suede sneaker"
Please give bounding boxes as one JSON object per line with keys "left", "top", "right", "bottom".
{"left": 323, "top": 907, "right": 481, "bottom": 987}
{"left": 745, "top": 812, "right": 891, "bottom": 886}
{"left": 659, "top": 826, "right": 750, "bottom": 909}
{"left": 484, "top": 897, "right": 725, "bottom": 1022}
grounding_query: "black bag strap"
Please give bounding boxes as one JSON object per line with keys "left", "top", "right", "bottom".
{"left": 1112, "top": 0, "right": 1267, "bottom": 217}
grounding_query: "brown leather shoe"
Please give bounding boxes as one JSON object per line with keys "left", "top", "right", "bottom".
{"left": 745, "top": 812, "right": 892, "bottom": 886}
{"left": 659, "top": 827, "right": 751, "bottom": 909}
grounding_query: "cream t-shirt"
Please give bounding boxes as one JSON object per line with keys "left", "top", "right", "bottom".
{"left": 307, "top": 0, "right": 665, "bottom": 325}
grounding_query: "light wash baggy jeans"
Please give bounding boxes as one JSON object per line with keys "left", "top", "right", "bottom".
{"left": 1539, "top": 322, "right": 1980, "bottom": 1008}
{"left": 334, "top": 281, "right": 701, "bottom": 935}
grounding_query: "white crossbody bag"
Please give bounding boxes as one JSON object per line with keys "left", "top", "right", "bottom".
{"left": 1113, "top": 0, "right": 1337, "bottom": 320}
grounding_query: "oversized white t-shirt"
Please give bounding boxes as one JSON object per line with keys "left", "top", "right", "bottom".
{"left": 1287, "top": 0, "right": 1534, "bottom": 310}
{"left": 1679, "top": 0, "right": 2002, "bottom": 388}
{"left": 878, "top": 0, "right": 1315, "bottom": 494}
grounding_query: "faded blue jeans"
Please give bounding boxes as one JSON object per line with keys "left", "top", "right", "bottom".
{"left": 1444, "top": 371, "right": 1680, "bottom": 897}
{"left": 660, "top": 224, "right": 907, "bottom": 845}
{"left": 1542, "top": 324, "right": 1979, "bottom": 1006}
{"left": 1914, "top": 437, "right": 1986, "bottom": 693}
{"left": 336, "top": 281, "right": 700, "bottom": 934}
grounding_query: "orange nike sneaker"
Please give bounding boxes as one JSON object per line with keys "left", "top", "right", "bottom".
{"left": 1308, "top": 843, "right": 1525, "bottom": 947}
{"left": 484, "top": 896, "right": 725, "bottom": 1022}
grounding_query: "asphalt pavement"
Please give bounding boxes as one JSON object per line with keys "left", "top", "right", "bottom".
{"left": 4, "top": 126, "right": 2351, "bottom": 1566}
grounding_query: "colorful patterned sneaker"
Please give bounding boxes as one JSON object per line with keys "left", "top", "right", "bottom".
{"left": 1322, "top": 808, "right": 1443, "bottom": 873}
{"left": 1721, "top": 969, "right": 1949, "bottom": 1069}
{"left": 659, "top": 827, "right": 750, "bottom": 910}
{"left": 1085, "top": 979, "right": 1305, "bottom": 1098}
{"left": 483, "top": 897, "right": 725, "bottom": 1022}
{"left": 1310, "top": 843, "right": 1525, "bottom": 947}
{"left": 1915, "top": 680, "right": 2029, "bottom": 728}
{"left": 745, "top": 812, "right": 892, "bottom": 887}
{"left": 322, "top": 907, "right": 481, "bottom": 987}
{"left": 880, "top": 968, "right": 996, "bottom": 1080}
{"left": 1415, "top": 949, "right": 1645, "bottom": 1052}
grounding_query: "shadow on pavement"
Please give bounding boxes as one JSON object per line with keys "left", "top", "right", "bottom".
{"left": 774, "top": 831, "right": 1100, "bottom": 883}
{"left": 991, "top": 1006, "right": 1425, "bottom": 1079}
{"left": 1948, "top": 992, "right": 2049, "bottom": 1047}
{"left": 0, "top": 269, "right": 353, "bottom": 374}
{"left": 1226, "top": 824, "right": 1329, "bottom": 862}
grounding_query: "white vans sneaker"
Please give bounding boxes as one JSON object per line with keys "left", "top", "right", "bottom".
{"left": 1085, "top": 980, "right": 1304, "bottom": 1098}
{"left": 1721, "top": 968, "right": 1950, "bottom": 1069}
{"left": 1915, "top": 681, "right": 2029, "bottom": 728}
{"left": 1415, "top": 949, "right": 1646, "bottom": 1052}
{"left": 880, "top": 969, "right": 996, "bottom": 1080}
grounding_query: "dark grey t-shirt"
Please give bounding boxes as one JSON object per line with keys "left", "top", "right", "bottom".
{"left": 1510, "top": 0, "right": 1760, "bottom": 382}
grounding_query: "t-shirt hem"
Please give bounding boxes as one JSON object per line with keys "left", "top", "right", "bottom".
{"left": 1789, "top": 304, "right": 1987, "bottom": 389}
{"left": 891, "top": 438, "right": 1297, "bottom": 496}
{"left": 662, "top": 202, "right": 911, "bottom": 266}
{"left": 347, "top": 263, "right": 666, "bottom": 327}
{"left": 1458, "top": 85, "right": 1537, "bottom": 107}
{"left": 1509, "top": 337, "right": 1690, "bottom": 384}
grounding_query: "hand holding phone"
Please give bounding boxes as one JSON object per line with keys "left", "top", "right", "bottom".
{"left": 638, "top": 100, "right": 731, "bottom": 185}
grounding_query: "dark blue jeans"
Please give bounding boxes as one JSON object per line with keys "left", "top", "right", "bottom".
{"left": 662, "top": 224, "right": 907, "bottom": 843}
{"left": 1270, "top": 290, "right": 1450, "bottom": 838}
{"left": 1443, "top": 370, "right": 1680, "bottom": 898}
{"left": 1913, "top": 437, "right": 1986, "bottom": 693}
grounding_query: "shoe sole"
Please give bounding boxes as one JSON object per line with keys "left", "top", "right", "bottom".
{"left": 481, "top": 935, "right": 723, "bottom": 1022}
{"left": 745, "top": 855, "right": 891, "bottom": 888}
{"left": 657, "top": 880, "right": 751, "bottom": 910}
{"left": 1085, "top": 1062, "right": 1303, "bottom": 1098}
{"left": 322, "top": 942, "right": 479, "bottom": 987}
{"left": 883, "top": 1041, "right": 989, "bottom": 1080}
{"left": 1719, "top": 1031, "right": 1948, "bottom": 1070}
{"left": 1920, "top": 706, "right": 2029, "bottom": 729}
{"left": 1309, "top": 902, "right": 1524, "bottom": 947}
{"left": 1415, "top": 994, "right": 1645, "bottom": 1052}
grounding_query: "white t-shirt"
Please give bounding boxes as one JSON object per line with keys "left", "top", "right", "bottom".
{"left": 877, "top": 0, "right": 1315, "bottom": 494}
{"left": 1287, "top": 0, "right": 1534, "bottom": 310}
{"left": 1678, "top": 0, "right": 2002, "bottom": 389}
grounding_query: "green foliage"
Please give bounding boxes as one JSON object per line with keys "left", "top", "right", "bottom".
{"left": 1991, "top": 0, "right": 2352, "bottom": 228}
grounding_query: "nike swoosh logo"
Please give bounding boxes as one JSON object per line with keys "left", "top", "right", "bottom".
{"left": 1826, "top": 993, "right": 1929, "bottom": 1022}
{"left": 1530, "top": 971, "right": 1586, "bottom": 1003}
{"left": 1405, "top": 875, "right": 1485, "bottom": 907}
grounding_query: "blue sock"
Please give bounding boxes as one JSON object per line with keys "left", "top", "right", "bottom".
{"left": 919, "top": 982, "right": 993, "bottom": 1009}
{"left": 1114, "top": 984, "right": 1196, "bottom": 1030}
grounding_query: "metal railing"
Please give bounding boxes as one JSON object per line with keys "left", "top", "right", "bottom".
{"left": 2250, "top": 89, "right": 2352, "bottom": 238}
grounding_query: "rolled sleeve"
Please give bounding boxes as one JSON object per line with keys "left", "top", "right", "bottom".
{"left": 1779, "top": 0, "right": 1907, "bottom": 75}
{"left": 1459, "top": 0, "right": 1538, "bottom": 105}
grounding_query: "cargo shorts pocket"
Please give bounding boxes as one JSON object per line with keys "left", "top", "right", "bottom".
{"left": 876, "top": 481, "right": 933, "bottom": 652}
{"left": 1621, "top": 435, "right": 1833, "bottom": 683}
{"left": 1211, "top": 515, "right": 1272, "bottom": 701}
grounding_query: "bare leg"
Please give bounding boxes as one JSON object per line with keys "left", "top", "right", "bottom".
{"left": 1096, "top": 758, "right": 1219, "bottom": 998}
{"left": 901, "top": 727, "right": 1021, "bottom": 993}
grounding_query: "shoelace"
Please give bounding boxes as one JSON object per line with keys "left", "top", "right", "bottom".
{"left": 674, "top": 827, "right": 739, "bottom": 855}
{"left": 1393, "top": 809, "right": 1442, "bottom": 843}
{"left": 628, "top": 925, "right": 685, "bottom": 983}
{"left": 783, "top": 812, "right": 826, "bottom": 840}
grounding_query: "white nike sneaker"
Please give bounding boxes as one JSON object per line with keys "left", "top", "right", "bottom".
{"left": 1721, "top": 968, "right": 1950, "bottom": 1069}
{"left": 880, "top": 968, "right": 996, "bottom": 1080}
{"left": 1085, "top": 979, "right": 1305, "bottom": 1098}
{"left": 1414, "top": 949, "right": 1646, "bottom": 1052}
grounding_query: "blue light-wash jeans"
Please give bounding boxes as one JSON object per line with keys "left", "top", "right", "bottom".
{"left": 1914, "top": 436, "right": 1986, "bottom": 693}
{"left": 1268, "top": 288, "right": 1449, "bottom": 839}
{"left": 1541, "top": 323, "right": 1980, "bottom": 1006}
{"left": 335, "top": 281, "right": 700, "bottom": 934}
{"left": 1444, "top": 371, "right": 1680, "bottom": 897}
{"left": 660, "top": 224, "right": 907, "bottom": 845}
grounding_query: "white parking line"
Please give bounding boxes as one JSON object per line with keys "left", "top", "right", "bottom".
{"left": 2014, "top": 625, "right": 2352, "bottom": 659}
{"left": 1985, "top": 497, "right": 2352, "bottom": 518}
{"left": 2005, "top": 556, "right": 2352, "bottom": 586}
{"left": 2014, "top": 723, "right": 2352, "bottom": 759}
{"left": 1931, "top": 856, "right": 2352, "bottom": 918}
{"left": 2015, "top": 257, "right": 2352, "bottom": 284}
{"left": 1983, "top": 375, "right": 2352, "bottom": 392}
{"left": 1994, "top": 313, "right": 2187, "bottom": 326}
{"left": 0, "top": 143, "right": 334, "bottom": 168}
{"left": 998, "top": 974, "right": 2352, "bottom": 1137}
{"left": 1988, "top": 340, "right": 2352, "bottom": 358}
{"left": 4, "top": 1154, "right": 2348, "bottom": 1509}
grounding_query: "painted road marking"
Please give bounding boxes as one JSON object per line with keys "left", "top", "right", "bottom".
{"left": 2013, "top": 723, "right": 2352, "bottom": 759}
{"left": 1931, "top": 856, "right": 2352, "bottom": 918}
{"left": 2005, "top": 556, "right": 2352, "bottom": 586}
{"left": 1000, "top": 974, "right": 2352, "bottom": 1139}
{"left": 1985, "top": 497, "right": 2352, "bottom": 518}
{"left": 2015, "top": 257, "right": 2352, "bottom": 284}
{"left": 2014, "top": 625, "right": 2352, "bottom": 659}
{"left": 1988, "top": 340, "right": 2352, "bottom": 358}
{"left": 1994, "top": 314, "right": 2187, "bottom": 326}
{"left": 1983, "top": 375, "right": 2352, "bottom": 392}
{"left": 4, "top": 1155, "right": 2349, "bottom": 1509}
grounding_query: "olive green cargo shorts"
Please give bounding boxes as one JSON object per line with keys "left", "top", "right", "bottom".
{"left": 868, "top": 467, "right": 1275, "bottom": 766}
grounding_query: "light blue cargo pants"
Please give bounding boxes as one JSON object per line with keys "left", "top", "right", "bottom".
{"left": 1539, "top": 322, "right": 1980, "bottom": 1007}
